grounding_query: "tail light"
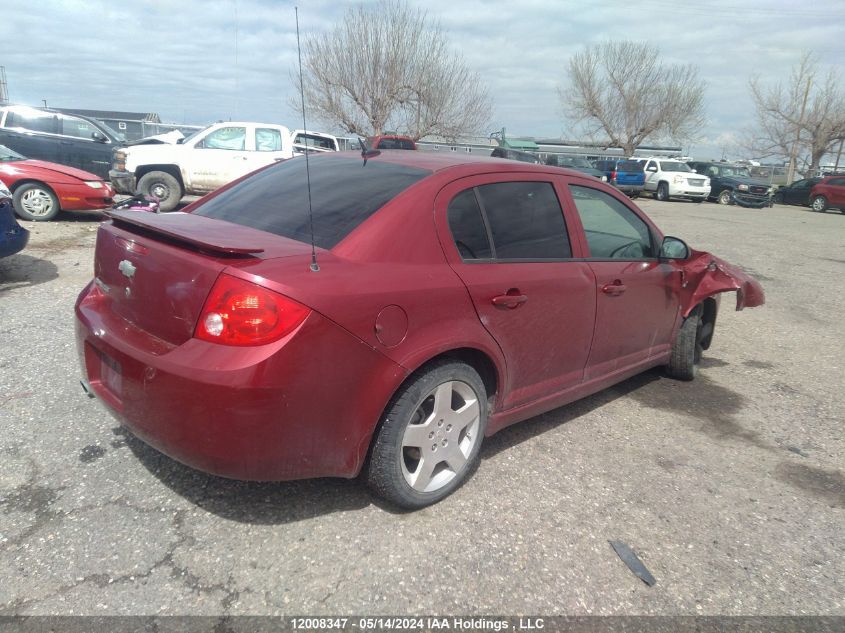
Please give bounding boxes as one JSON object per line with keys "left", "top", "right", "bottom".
{"left": 610, "top": 170, "right": 617, "bottom": 183}
{"left": 195, "top": 274, "right": 310, "bottom": 346}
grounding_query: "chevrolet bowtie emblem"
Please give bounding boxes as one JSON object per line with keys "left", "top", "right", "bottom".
{"left": 118, "top": 259, "right": 136, "bottom": 279}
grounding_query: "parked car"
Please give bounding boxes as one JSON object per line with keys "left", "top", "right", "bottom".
{"left": 593, "top": 158, "right": 645, "bottom": 197}
{"left": 0, "top": 178, "right": 29, "bottom": 258}
{"left": 808, "top": 175, "right": 845, "bottom": 212}
{"left": 0, "top": 144, "right": 114, "bottom": 221}
{"left": 110, "top": 122, "right": 339, "bottom": 212}
{"left": 638, "top": 157, "right": 711, "bottom": 202}
{"left": 75, "top": 152, "right": 764, "bottom": 509}
{"left": 772, "top": 177, "right": 822, "bottom": 206}
{"left": 545, "top": 155, "right": 607, "bottom": 181}
{"left": 367, "top": 135, "right": 417, "bottom": 150}
{"left": 687, "top": 161, "right": 772, "bottom": 206}
{"left": 490, "top": 147, "right": 542, "bottom": 163}
{"left": 0, "top": 105, "right": 124, "bottom": 180}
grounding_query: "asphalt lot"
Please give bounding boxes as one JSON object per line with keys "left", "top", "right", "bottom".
{"left": 0, "top": 197, "right": 843, "bottom": 616}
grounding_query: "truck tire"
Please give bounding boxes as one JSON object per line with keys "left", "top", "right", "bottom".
{"left": 656, "top": 182, "right": 669, "bottom": 201}
{"left": 137, "top": 171, "right": 182, "bottom": 212}
{"left": 717, "top": 190, "right": 733, "bottom": 205}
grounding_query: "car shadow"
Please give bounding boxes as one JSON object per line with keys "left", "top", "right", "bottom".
{"left": 119, "top": 361, "right": 761, "bottom": 523}
{"left": 57, "top": 209, "right": 107, "bottom": 223}
{"left": 0, "top": 253, "right": 59, "bottom": 290}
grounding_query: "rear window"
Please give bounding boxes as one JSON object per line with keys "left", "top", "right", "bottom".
{"left": 192, "top": 156, "right": 430, "bottom": 249}
{"left": 617, "top": 160, "right": 644, "bottom": 172}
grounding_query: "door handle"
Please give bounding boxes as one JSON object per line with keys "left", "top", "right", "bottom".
{"left": 491, "top": 291, "right": 528, "bottom": 309}
{"left": 601, "top": 281, "right": 627, "bottom": 296}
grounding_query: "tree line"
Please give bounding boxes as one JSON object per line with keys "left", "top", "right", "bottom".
{"left": 298, "top": 1, "right": 845, "bottom": 176}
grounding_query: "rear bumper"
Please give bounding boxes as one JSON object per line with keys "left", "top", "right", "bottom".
{"left": 109, "top": 169, "right": 136, "bottom": 195}
{"left": 75, "top": 282, "right": 407, "bottom": 481}
{"left": 612, "top": 183, "right": 644, "bottom": 194}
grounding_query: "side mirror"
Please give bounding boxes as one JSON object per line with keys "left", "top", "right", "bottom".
{"left": 659, "top": 236, "right": 690, "bottom": 261}
{"left": 91, "top": 131, "right": 107, "bottom": 143}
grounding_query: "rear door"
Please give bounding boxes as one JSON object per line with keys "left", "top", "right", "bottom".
{"left": 435, "top": 173, "right": 596, "bottom": 411}
{"left": 828, "top": 177, "right": 845, "bottom": 206}
{"left": 0, "top": 108, "right": 60, "bottom": 164}
{"left": 564, "top": 184, "right": 682, "bottom": 379}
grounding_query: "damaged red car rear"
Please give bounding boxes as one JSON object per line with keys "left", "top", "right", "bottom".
{"left": 75, "top": 152, "right": 764, "bottom": 509}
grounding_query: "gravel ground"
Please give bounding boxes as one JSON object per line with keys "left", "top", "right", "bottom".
{"left": 0, "top": 200, "right": 842, "bottom": 616}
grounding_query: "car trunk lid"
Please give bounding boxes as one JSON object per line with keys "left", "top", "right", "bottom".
{"left": 94, "top": 210, "right": 318, "bottom": 345}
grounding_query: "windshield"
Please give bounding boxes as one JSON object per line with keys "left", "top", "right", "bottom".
{"left": 180, "top": 126, "right": 211, "bottom": 145}
{"left": 0, "top": 145, "right": 25, "bottom": 161}
{"left": 558, "top": 156, "right": 592, "bottom": 168}
{"left": 96, "top": 120, "right": 126, "bottom": 143}
{"left": 720, "top": 165, "right": 752, "bottom": 177}
{"left": 660, "top": 161, "right": 691, "bottom": 172}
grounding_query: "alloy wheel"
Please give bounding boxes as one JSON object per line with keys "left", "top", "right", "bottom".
{"left": 400, "top": 380, "right": 480, "bottom": 493}
{"left": 21, "top": 188, "right": 55, "bottom": 218}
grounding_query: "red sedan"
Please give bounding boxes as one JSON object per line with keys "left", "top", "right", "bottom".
{"left": 0, "top": 144, "right": 114, "bottom": 221}
{"left": 75, "top": 152, "right": 764, "bottom": 509}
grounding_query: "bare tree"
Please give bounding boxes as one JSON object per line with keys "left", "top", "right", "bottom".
{"left": 748, "top": 52, "right": 845, "bottom": 177}
{"left": 297, "top": 0, "right": 490, "bottom": 141}
{"left": 560, "top": 41, "right": 705, "bottom": 156}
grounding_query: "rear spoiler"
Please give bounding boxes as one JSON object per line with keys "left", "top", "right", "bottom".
{"left": 105, "top": 210, "right": 264, "bottom": 255}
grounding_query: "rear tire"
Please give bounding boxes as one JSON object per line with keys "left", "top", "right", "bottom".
{"left": 656, "top": 182, "right": 669, "bottom": 201}
{"left": 366, "top": 361, "right": 487, "bottom": 509}
{"left": 13, "top": 183, "right": 60, "bottom": 221}
{"left": 811, "top": 195, "right": 828, "bottom": 212}
{"left": 137, "top": 171, "right": 182, "bottom": 212}
{"left": 667, "top": 308, "right": 704, "bottom": 381}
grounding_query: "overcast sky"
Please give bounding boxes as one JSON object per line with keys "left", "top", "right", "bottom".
{"left": 2, "top": 0, "right": 844, "bottom": 159}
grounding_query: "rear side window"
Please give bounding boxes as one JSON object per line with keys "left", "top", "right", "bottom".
{"left": 193, "top": 157, "right": 430, "bottom": 249}
{"left": 477, "top": 182, "right": 571, "bottom": 260}
{"left": 6, "top": 110, "right": 56, "bottom": 134}
{"left": 569, "top": 185, "right": 654, "bottom": 259}
{"left": 256, "top": 128, "right": 282, "bottom": 152}
{"left": 828, "top": 177, "right": 845, "bottom": 186}
{"left": 447, "top": 190, "right": 492, "bottom": 260}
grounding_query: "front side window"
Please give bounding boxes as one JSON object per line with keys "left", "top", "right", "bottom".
{"left": 476, "top": 182, "right": 571, "bottom": 260}
{"left": 201, "top": 126, "right": 246, "bottom": 150}
{"left": 569, "top": 185, "right": 654, "bottom": 259}
{"left": 60, "top": 116, "right": 97, "bottom": 139}
{"left": 256, "top": 128, "right": 282, "bottom": 152}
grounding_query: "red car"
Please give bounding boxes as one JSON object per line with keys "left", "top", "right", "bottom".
{"left": 0, "top": 144, "right": 114, "bottom": 221}
{"left": 75, "top": 152, "right": 764, "bottom": 509}
{"left": 809, "top": 174, "right": 845, "bottom": 212}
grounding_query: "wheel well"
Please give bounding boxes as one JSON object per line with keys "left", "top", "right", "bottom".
{"left": 135, "top": 164, "right": 184, "bottom": 190}
{"left": 700, "top": 297, "right": 718, "bottom": 350}
{"left": 9, "top": 179, "right": 54, "bottom": 196}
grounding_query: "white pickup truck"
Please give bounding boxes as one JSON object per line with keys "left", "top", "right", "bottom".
{"left": 109, "top": 122, "right": 339, "bottom": 211}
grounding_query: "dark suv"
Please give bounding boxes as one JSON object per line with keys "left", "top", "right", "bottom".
{"left": 809, "top": 175, "right": 845, "bottom": 212}
{"left": 0, "top": 105, "right": 124, "bottom": 180}
{"left": 490, "top": 147, "right": 542, "bottom": 164}
{"left": 593, "top": 159, "right": 645, "bottom": 197}
{"left": 687, "top": 161, "right": 772, "bottom": 207}
{"left": 545, "top": 155, "right": 607, "bottom": 181}
{"left": 367, "top": 135, "right": 416, "bottom": 150}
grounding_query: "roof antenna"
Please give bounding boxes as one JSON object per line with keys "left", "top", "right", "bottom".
{"left": 295, "top": 6, "right": 319, "bottom": 272}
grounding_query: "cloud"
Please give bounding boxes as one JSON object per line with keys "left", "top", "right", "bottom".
{"left": 2, "top": 0, "right": 844, "bottom": 158}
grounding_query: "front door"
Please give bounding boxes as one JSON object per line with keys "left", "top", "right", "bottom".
{"left": 435, "top": 175, "right": 597, "bottom": 411}
{"left": 187, "top": 125, "right": 251, "bottom": 192}
{"left": 58, "top": 114, "right": 112, "bottom": 178}
{"left": 565, "top": 184, "right": 682, "bottom": 380}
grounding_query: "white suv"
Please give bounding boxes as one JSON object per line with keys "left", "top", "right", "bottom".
{"left": 640, "top": 158, "right": 711, "bottom": 202}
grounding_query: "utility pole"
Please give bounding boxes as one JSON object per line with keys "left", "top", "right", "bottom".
{"left": 0, "top": 66, "right": 8, "bottom": 105}
{"left": 786, "top": 75, "right": 813, "bottom": 184}
{"left": 833, "top": 138, "right": 844, "bottom": 174}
